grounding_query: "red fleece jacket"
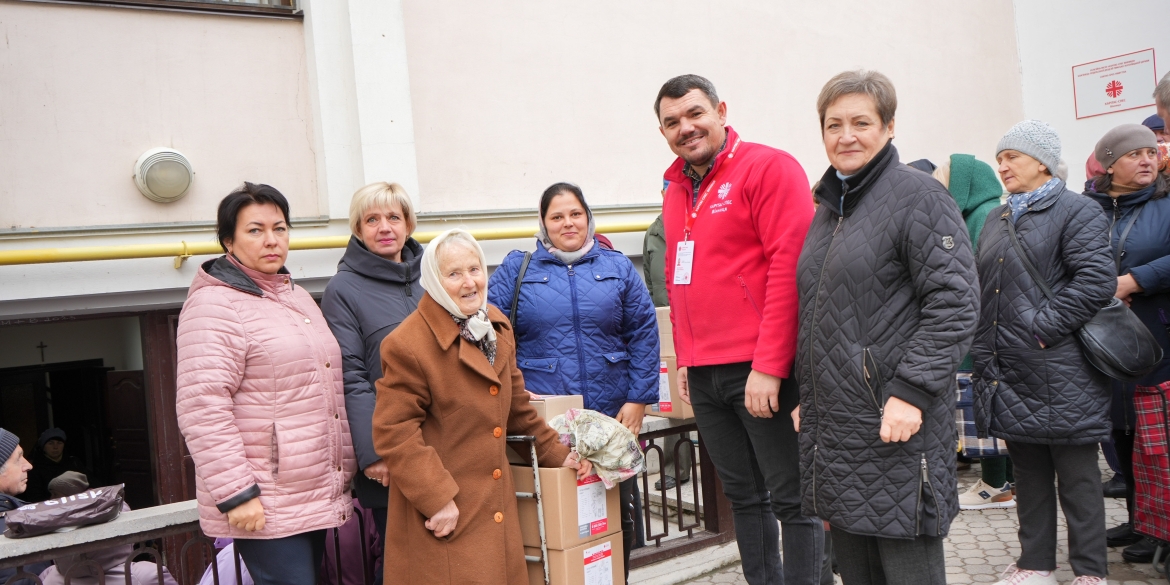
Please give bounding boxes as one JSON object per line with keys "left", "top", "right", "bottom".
{"left": 662, "top": 126, "right": 813, "bottom": 378}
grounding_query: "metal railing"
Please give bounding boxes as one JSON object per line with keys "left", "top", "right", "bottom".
{"left": 0, "top": 223, "right": 653, "bottom": 268}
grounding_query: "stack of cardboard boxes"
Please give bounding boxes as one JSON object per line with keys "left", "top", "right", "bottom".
{"left": 515, "top": 394, "right": 624, "bottom": 585}
{"left": 645, "top": 307, "right": 694, "bottom": 419}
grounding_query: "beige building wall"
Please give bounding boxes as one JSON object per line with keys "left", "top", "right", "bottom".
{"left": 0, "top": 2, "right": 319, "bottom": 230}
{"left": 401, "top": 0, "right": 1025, "bottom": 212}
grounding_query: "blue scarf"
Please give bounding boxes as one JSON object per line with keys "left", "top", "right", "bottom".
{"left": 1007, "top": 178, "right": 1061, "bottom": 223}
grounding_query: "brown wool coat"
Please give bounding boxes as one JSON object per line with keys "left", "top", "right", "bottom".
{"left": 373, "top": 293, "right": 572, "bottom": 585}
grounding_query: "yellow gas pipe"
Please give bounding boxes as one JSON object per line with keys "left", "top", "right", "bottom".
{"left": 0, "top": 222, "right": 653, "bottom": 268}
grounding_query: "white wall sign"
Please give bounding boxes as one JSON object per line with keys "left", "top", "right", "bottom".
{"left": 1072, "top": 49, "right": 1157, "bottom": 119}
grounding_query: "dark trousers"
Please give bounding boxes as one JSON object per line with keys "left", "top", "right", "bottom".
{"left": 832, "top": 530, "right": 946, "bottom": 585}
{"left": 688, "top": 362, "right": 823, "bottom": 585}
{"left": 235, "top": 529, "right": 326, "bottom": 585}
{"left": 372, "top": 508, "right": 387, "bottom": 585}
{"left": 1111, "top": 429, "right": 1136, "bottom": 524}
{"left": 620, "top": 478, "right": 636, "bottom": 584}
{"left": 1007, "top": 441, "right": 1108, "bottom": 577}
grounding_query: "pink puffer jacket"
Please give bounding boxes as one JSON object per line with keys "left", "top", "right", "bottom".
{"left": 176, "top": 255, "right": 356, "bottom": 539}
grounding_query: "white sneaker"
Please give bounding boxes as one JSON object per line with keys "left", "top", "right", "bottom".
{"left": 1068, "top": 577, "right": 1106, "bottom": 585}
{"left": 959, "top": 479, "right": 1016, "bottom": 510}
{"left": 992, "top": 565, "right": 1057, "bottom": 585}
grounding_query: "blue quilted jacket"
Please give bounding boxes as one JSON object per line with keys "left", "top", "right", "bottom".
{"left": 488, "top": 240, "right": 660, "bottom": 417}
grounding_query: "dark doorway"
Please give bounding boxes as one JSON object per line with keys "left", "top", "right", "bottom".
{"left": 105, "top": 370, "right": 155, "bottom": 509}
{"left": 0, "top": 359, "right": 154, "bottom": 507}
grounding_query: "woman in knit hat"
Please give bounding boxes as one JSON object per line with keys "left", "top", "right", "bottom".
{"left": 970, "top": 120, "right": 1115, "bottom": 585}
{"left": 1083, "top": 123, "right": 1170, "bottom": 564}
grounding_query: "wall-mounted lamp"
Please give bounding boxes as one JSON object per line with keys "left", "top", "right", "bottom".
{"left": 134, "top": 148, "right": 193, "bottom": 203}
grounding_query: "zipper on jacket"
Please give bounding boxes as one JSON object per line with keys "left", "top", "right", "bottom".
{"left": 919, "top": 454, "right": 940, "bottom": 537}
{"left": 271, "top": 427, "right": 280, "bottom": 481}
{"left": 737, "top": 275, "right": 763, "bottom": 320}
{"left": 567, "top": 264, "right": 590, "bottom": 397}
{"left": 812, "top": 444, "right": 819, "bottom": 515}
{"left": 806, "top": 215, "right": 843, "bottom": 518}
{"left": 405, "top": 265, "right": 413, "bottom": 297}
{"left": 808, "top": 216, "right": 845, "bottom": 427}
{"left": 915, "top": 455, "right": 925, "bottom": 534}
{"left": 862, "top": 348, "right": 884, "bottom": 415}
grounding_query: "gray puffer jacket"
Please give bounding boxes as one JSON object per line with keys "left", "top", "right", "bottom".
{"left": 971, "top": 183, "right": 1115, "bottom": 445}
{"left": 796, "top": 143, "right": 980, "bottom": 539}
{"left": 321, "top": 236, "right": 424, "bottom": 508}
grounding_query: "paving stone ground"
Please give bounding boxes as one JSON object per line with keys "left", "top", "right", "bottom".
{"left": 675, "top": 455, "right": 1166, "bottom": 584}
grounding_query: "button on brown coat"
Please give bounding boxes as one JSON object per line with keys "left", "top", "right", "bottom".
{"left": 373, "top": 293, "right": 571, "bottom": 585}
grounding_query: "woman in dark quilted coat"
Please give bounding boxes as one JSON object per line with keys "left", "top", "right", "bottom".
{"left": 971, "top": 120, "right": 1115, "bottom": 585}
{"left": 321, "top": 181, "right": 425, "bottom": 582}
{"left": 488, "top": 182, "right": 659, "bottom": 583}
{"left": 1083, "top": 124, "right": 1170, "bottom": 561}
{"left": 795, "top": 70, "right": 979, "bottom": 585}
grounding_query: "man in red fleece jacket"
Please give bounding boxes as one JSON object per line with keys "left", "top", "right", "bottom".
{"left": 656, "top": 75, "right": 821, "bottom": 585}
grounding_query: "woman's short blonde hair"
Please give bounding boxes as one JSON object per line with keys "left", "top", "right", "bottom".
{"left": 816, "top": 70, "right": 897, "bottom": 129}
{"left": 348, "top": 182, "right": 416, "bottom": 237}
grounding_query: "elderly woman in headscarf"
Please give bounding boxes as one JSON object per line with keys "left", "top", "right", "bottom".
{"left": 372, "top": 228, "right": 591, "bottom": 585}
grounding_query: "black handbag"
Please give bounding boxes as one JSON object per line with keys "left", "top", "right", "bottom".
{"left": 508, "top": 252, "right": 532, "bottom": 327}
{"left": 1003, "top": 210, "right": 1163, "bottom": 381}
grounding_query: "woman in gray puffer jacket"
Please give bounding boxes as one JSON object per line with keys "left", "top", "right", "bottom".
{"left": 321, "top": 182, "right": 424, "bottom": 583}
{"left": 971, "top": 120, "right": 1114, "bottom": 585}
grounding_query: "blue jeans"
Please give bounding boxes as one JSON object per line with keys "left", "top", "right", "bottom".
{"left": 688, "top": 362, "right": 824, "bottom": 585}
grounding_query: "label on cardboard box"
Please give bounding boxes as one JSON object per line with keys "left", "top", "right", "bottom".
{"left": 576, "top": 474, "right": 607, "bottom": 537}
{"left": 657, "top": 361, "right": 673, "bottom": 412}
{"left": 582, "top": 541, "right": 613, "bottom": 585}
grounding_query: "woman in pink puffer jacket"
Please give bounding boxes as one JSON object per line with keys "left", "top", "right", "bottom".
{"left": 176, "top": 183, "right": 356, "bottom": 585}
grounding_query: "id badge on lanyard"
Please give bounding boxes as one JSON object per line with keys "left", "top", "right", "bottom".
{"left": 673, "top": 138, "right": 741, "bottom": 286}
{"left": 673, "top": 240, "right": 694, "bottom": 285}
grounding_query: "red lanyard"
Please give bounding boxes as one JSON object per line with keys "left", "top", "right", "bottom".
{"left": 683, "top": 138, "right": 742, "bottom": 240}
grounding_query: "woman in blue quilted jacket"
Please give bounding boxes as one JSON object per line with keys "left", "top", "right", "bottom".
{"left": 488, "top": 182, "right": 659, "bottom": 584}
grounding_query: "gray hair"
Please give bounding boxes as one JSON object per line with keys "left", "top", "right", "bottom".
{"left": 654, "top": 74, "right": 719, "bottom": 120}
{"left": 1154, "top": 71, "right": 1170, "bottom": 109}
{"left": 816, "top": 70, "right": 897, "bottom": 129}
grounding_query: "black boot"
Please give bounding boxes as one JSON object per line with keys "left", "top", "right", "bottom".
{"left": 1108, "top": 522, "right": 1144, "bottom": 547}
{"left": 1102, "top": 473, "right": 1128, "bottom": 499}
{"left": 1122, "top": 537, "right": 1159, "bottom": 563}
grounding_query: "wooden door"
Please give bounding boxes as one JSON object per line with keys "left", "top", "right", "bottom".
{"left": 105, "top": 370, "right": 155, "bottom": 510}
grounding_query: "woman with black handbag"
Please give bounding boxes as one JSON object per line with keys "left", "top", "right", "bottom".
{"left": 1084, "top": 123, "right": 1170, "bottom": 563}
{"left": 971, "top": 120, "right": 1116, "bottom": 585}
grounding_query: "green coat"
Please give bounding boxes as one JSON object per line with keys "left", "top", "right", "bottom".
{"left": 642, "top": 214, "right": 669, "bottom": 307}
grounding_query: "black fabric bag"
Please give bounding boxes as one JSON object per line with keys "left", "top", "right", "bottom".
{"left": 1004, "top": 215, "right": 1163, "bottom": 381}
{"left": 3, "top": 484, "right": 125, "bottom": 538}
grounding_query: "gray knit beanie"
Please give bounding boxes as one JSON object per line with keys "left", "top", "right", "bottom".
{"left": 48, "top": 471, "right": 89, "bottom": 497}
{"left": 0, "top": 428, "right": 19, "bottom": 466}
{"left": 997, "top": 120, "right": 1062, "bottom": 174}
{"left": 1095, "top": 124, "right": 1157, "bottom": 170}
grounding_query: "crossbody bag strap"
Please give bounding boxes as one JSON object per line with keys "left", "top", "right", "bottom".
{"left": 509, "top": 252, "right": 532, "bottom": 327}
{"left": 1114, "top": 203, "right": 1144, "bottom": 269}
{"left": 1003, "top": 214, "right": 1056, "bottom": 302}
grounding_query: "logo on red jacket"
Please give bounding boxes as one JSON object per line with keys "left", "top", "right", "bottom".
{"left": 718, "top": 182, "right": 732, "bottom": 199}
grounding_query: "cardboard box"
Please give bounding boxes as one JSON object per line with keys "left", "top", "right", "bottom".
{"left": 512, "top": 465, "right": 620, "bottom": 550}
{"left": 531, "top": 394, "right": 584, "bottom": 424}
{"left": 509, "top": 395, "right": 584, "bottom": 464}
{"left": 644, "top": 357, "right": 694, "bottom": 419}
{"left": 656, "top": 306, "right": 674, "bottom": 357}
{"left": 525, "top": 532, "right": 624, "bottom": 585}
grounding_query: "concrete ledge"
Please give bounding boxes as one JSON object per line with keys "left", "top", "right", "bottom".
{"left": 0, "top": 500, "right": 198, "bottom": 565}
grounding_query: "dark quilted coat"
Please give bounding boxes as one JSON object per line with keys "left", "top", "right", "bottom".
{"left": 1087, "top": 186, "right": 1170, "bottom": 429}
{"left": 796, "top": 143, "right": 980, "bottom": 539}
{"left": 321, "top": 235, "right": 424, "bottom": 508}
{"left": 488, "top": 240, "right": 659, "bottom": 417}
{"left": 971, "top": 183, "right": 1115, "bottom": 445}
